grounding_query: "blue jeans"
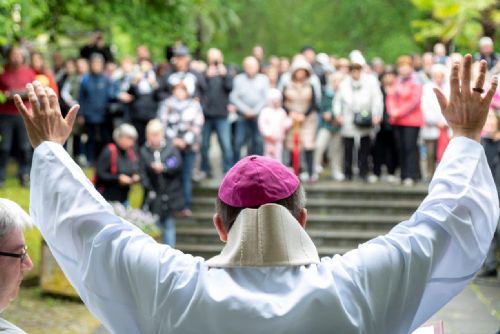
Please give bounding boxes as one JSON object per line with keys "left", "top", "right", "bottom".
{"left": 181, "top": 150, "right": 196, "bottom": 210}
{"left": 201, "top": 117, "right": 234, "bottom": 174}
{"left": 162, "top": 216, "right": 176, "bottom": 247}
{"left": 234, "top": 117, "right": 263, "bottom": 162}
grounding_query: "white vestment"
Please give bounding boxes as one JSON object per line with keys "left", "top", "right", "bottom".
{"left": 30, "top": 137, "right": 498, "bottom": 334}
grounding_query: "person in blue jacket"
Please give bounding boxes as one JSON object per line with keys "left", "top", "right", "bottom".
{"left": 78, "top": 53, "right": 115, "bottom": 164}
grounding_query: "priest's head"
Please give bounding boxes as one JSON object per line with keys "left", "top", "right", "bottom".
{"left": 0, "top": 199, "right": 33, "bottom": 313}
{"left": 213, "top": 156, "right": 307, "bottom": 242}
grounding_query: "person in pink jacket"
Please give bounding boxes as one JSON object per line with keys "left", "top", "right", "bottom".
{"left": 386, "top": 55, "right": 424, "bottom": 186}
{"left": 258, "top": 88, "right": 291, "bottom": 162}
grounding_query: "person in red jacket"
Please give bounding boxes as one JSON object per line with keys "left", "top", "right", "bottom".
{"left": 386, "top": 55, "right": 424, "bottom": 186}
{"left": 0, "top": 45, "right": 36, "bottom": 188}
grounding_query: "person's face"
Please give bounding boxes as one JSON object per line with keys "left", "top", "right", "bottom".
{"left": 116, "top": 136, "right": 135, "bottom": 151}
{"left": 271, "top": 99, "right": 281, "bottom": 109}
{"left": 412, "top": 55, "right": 422, "bottom": 70}
{"left": 382, "top": 73, "right": 396, "bottom": 87}
{"left": 174, "top": 56, "right": 190, "bottom": 71}
{"left": 480, "top": 44, "right": 494, "bottom": 55}
{"left": 121, "top": 59, "right": 134, "bottom": 73}
{"left": 146, "top": 131, "right": 163, "bottom": 149}
{"left": 252, "top": 46, "right": 264, "bottom": 61}
{"left": 279, "top": 59, "right": 290, "bottom": 74}
{"left": 0, "top": 228, "right": 33, "bottom": 312}
{"left": 53, "top": 53, "right": 64, "bottom": 68}
{"left": 31, "top": 54, "right": 44, "bottom": 71}
{"left": 93, "top": 31, "right": 104, "bottom": 47}
{"left": 432, "top": 71, "right": 445, "bottom": 85}
{"left": 269, "top": 57, "right": 280, "bottom": 69}
{"left": 136, "top": 45, "right": 150, "bottom": 61}
{"left": 76, "top": 59, "right": 89, "bottom": 75}
{"left": 351, "top": 68, "right": 361, "bottom": 81}
{"left": 90, "top": 59, "right": 104, "bottom": 74}
{"left": 173, "top": 85, "right": 188, "bottom": 100}
{"left": 303, "top": 49, "right": 316, "bottom": 64}
{"left": 207, "top": 49, "right": 222, "bottom": 65}
{"left": 244, "top": 59, "right": 259, "bottom": 77}
{"left": 422, "top": 54, "right": 434, "bottom": 72}
{"left": 434, "top": 43, "right": 446, "bottom": 57}
{"left": 373, "top": 63, "right": 384, "bottom": 75}
{"left": 398, "top": 64, "right": 413, "bottom": 78}
{"left": 8, "top": 48, "right": 23, "bottom": 67}
{"left": 266, "top": 68, "right": 279, "bottom": 85}
{"left": 338, "top": 64, "right": 350, "bottom": 75}
{"left": 64, "top": 60, "right": 76, "bottom": 75}
{"left": 293, "top": 69, "right": 308, "bottom": 82}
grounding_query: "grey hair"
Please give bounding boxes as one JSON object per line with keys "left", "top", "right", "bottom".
{"left": 216, "top": 184, "right": 306, "bottom": 232}
{"left": 0, "top": 198, "right": 32, "bottom": 241}
{"left": 113, "top": 123, "right": 138, "bottom": 142}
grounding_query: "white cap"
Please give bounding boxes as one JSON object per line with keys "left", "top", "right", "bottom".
{"left": 479, "top": 36, "right": 494, "bottom": 48}
{"left": 349, "top": 50, "right": 366, "bottom": 66}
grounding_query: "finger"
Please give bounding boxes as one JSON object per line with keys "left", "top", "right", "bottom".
{"left": 45, "top": 87, "right": 60, "bottom": 114}
{"left": 473, "top": 60, "right": 488, "bottom": 94}
{"left": 483, "top": 76, "right": 498, "bottom": 105}
{"left": 13, "top": 94, "right": 33, "bottom": 120}
{"left": 433, "top": 87, "right": 448, "bottom": 112}
{"left": 26, "top": 83, "right": 40, "bottom": 114}
{"left": 450, "top": 62, "right": 460, "bottom": 101}
{"left": 33, "top": 81, "right": 50, "bottom": 112}
{"left": 461, "top": 54, "right": 472, "bottom": 95}
{"left": 65, "top": 104, "right": 80, "bottom": 129}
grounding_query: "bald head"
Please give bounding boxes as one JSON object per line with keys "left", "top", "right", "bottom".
{"left": 207, "top": 48, "right": 223, "bottom": 65}
{"left": 243, "top": 56, "right": 259, "bottom": 77}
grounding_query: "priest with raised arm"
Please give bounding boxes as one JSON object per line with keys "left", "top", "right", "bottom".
{"left": 14, "top": 55, "right": 500, "bottom": 333}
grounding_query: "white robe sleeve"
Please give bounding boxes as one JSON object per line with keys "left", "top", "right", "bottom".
{"left": 329, "top": 137, "right": 499, "bottom": 333}
{"left": 29, "top": 142, "right": 201, "bottom": 334}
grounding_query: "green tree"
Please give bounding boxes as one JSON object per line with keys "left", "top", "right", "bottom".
{"left": 411, "top": 0, "right": 500, "bottom": 51}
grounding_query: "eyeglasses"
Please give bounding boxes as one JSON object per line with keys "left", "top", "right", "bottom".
{"left": 0, "top": 246, "right": 28, "bottom": 263}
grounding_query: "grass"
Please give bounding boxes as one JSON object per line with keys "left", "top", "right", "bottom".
{"left": 0, "top": 162, "right": 143, "bottom": 280}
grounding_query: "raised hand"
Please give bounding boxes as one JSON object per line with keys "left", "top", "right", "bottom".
{"left": 433, "top": 54, "right": 498, "bottom": 142}
{"left": 13, "top": 81, "right": 80, "bottom": 148}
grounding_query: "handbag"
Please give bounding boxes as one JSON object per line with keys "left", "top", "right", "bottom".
{"left": 353, "top": 110, "right": 373, "bottom": 128}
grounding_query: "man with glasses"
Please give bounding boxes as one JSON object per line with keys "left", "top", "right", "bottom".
{"left": 0, "top": 198, "right": 33, "bottom": 333}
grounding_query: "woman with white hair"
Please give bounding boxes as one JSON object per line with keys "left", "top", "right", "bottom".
{"left": 0, "top": 198, "right": 33, "bottom": 333}
{"left": 421, "top": 64, "right": 449, "bottom": 179}
{"left": 95, "top": 123, "right": 140, "bottom": 204}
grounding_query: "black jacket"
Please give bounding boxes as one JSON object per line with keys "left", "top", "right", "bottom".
{"left": 203, "top": 68, "right": 233, "bottom": 118}
{"left": 128, "top": 85, "right": 158, "bottom": 121}
{"left": 139, "top": 143, "right": 184, "bottom": 218}
{"left": 96, "top": 144, "right": 139, "bottom": 203}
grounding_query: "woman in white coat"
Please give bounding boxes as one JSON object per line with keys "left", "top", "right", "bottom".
{"left": 334, "top": 56, "right": 383, "bottom": 181}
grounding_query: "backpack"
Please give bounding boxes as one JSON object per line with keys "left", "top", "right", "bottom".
{"left": 93, "top": 143, "right": 137, "bottom": 194}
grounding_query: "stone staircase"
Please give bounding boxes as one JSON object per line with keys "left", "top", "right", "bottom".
{"left": 176, "top": 181, "right": 428, "bottom": 259}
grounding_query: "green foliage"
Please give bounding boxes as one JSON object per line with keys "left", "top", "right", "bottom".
{"left": 0, "top": 0, "right": 497, "bottom": 71}
{"left": 211, "top": 0, "right": 422, "bottom": 64}
{"left": 411, "top": 0, "right": 500, "bottom": 50}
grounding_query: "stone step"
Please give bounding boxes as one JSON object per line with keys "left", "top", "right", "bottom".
{"left": 177, "top": 213, "right": 408, "bottom": 231}
{"left": 176, "top": 226, "right": 382, "bottom": 248}
{"left": 193, "top": 181, "right": 428, "bottom": 201}
{"left": 191, "top": 197, "right": 421, "bottom": 215}
{"left": 175, "top": 243, "right": 352, "bottom": 259}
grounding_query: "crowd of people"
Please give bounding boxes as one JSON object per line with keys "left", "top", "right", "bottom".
{"left": 1, "top": 30, "right": 500, "bottom": 247}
